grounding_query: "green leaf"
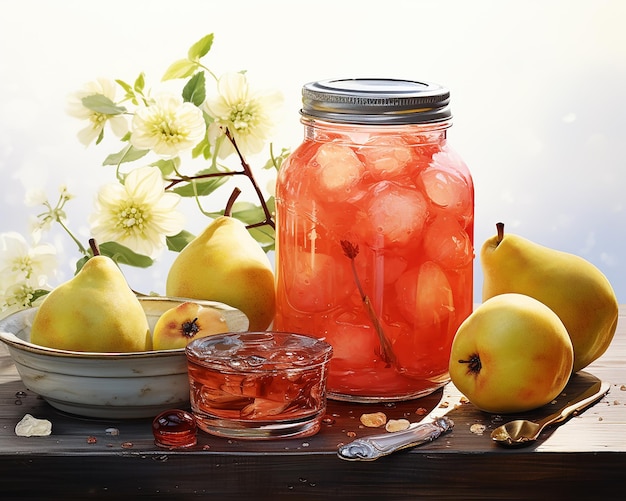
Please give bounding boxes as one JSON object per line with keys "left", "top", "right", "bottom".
{"left": 182, "top": 71, "right": 206, "bottom": 106}
{"left": 98, "top": 241, "right": 154, "bottom": 268}
{"left": 230, "top": 198, "right": 275, "bottom": 224}
{"left": 150, "top": 157, "right": 179, "bottom": 176}
{"left": 95, "top": 127, "right": 105, "bottom": 145}
{"left": 73, "top": 243, "right": 153, "bottom": 273}
{"left": 166, "top": 230, "right": 196, "bottom": 252}
{"left": 188, "top": 34, "right": 214, "bottom": 61}
{"left": 134, "top": 72, "right": 146, "bottom": 93}
{"left": 249, "top": 226, "right": 276, "bottom": 252}
{"left": 116, "top": 79, "right": 133, "bottom": 94}
{"left": 171, "top": 167, "right": 230, "bottom": 197}
{"left": 74, "top": 255, "right": 89, "bottom": 274}
{"left": 266, "top": 196, "right": 276, "bottom": 213}
{"left": 201, "top": 108, "right": 214, "bottom": 126}
{"left": 82, "top": 94, "right": 127, "bottom": 115}
{"left": 191, "top": 135, "right": 212, "bottom": 160}
{"left": 103, "top": 144, "right": 150, "bottom": 166}
{"left": 116, "top": 79, "right": 138, "bottom": 105}
{"left": 236, "top": 213, "right": 276, "bottom": 253}
{"left": 162, "top": 59, "right": 198, "bottom": 81}
{"left": 31, "top": 289, "right": 51, "bottom": 302}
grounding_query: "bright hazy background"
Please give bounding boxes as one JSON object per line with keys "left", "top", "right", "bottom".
{"left": 1, "top": 0, "right": 624, "bottom": 302}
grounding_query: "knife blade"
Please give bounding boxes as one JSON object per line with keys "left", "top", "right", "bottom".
{"left": 337, "top": 382, "right": 467, "bottom": 461}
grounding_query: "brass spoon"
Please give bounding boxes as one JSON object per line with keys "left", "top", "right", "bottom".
{"left": 491, "top": 381, "right": 610, "bottom": 447}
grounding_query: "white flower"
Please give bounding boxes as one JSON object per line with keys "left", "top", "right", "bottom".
{"left": 24, "top": 185, "right": 74, "bottom": 243}
{"left": 67, "top": 77, "right": 129, "bottom": 146}
{"left": 130, "top": 94, "right": 206, "bottom": 157}
{"left": 89, "top": 166, "right": 185, "bottom": 258}
{"left": 205, "top": 72, "right": 283, "bottom": 158}
{"left": 0, "top": 281, "right": 40, "bottom": 316}
{"left": 0, "top": 232, "right": 58, "bottom": 287}
{"left": 24, "top": 189, "right": 48, "bottom": 207}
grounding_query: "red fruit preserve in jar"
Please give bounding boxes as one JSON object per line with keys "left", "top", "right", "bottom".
{"left": 274, "top": 79, "right": 474, "bottom": 402}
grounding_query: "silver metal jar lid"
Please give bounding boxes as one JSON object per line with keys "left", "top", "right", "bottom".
{"left": 301, "top": 78, "right": 452, "bottom": 125}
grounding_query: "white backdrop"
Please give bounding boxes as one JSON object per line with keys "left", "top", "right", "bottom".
{"left": 1, "top": 0, "right": 624, "bottom": 302}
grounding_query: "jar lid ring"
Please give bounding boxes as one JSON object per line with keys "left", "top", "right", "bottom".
{"left": 301, "top": 78, "right": 452, "bottom": 125}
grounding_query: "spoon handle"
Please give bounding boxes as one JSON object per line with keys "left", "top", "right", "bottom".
{"left": 337, "top": 417, "right": 454, "bottom": 461}
{"left": 539, "top": 381, "right": 611, "bottom": 428}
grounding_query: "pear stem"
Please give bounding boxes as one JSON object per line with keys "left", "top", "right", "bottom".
{"left": 224, "top": 187, "right": 242, "bottom": 217}
{"left": 496, "top": 222, "right": 505, "bottom": 246}
{"left": 89, "top": 238, "right": 101, "bottom": 256}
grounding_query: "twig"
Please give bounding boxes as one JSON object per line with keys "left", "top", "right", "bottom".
{"left": 164, "top": 169, "right": 245, "bottom": 190}
{"left": 161, "top": 127, "right": 275, "bottom": 231}
{"left": 340, "top": 240, "right": 397, "bottom": 367}
{"left": 224, "top": 128, "right": 275, "bottom": 230}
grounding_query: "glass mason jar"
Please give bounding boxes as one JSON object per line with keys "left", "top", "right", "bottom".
{"left": 274, "top": 78, "right": 474, "bottom": 402}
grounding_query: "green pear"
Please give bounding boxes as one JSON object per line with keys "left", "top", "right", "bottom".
{"left": 481, "top": 222, "right": 618, "bottom": 372}
{"left": 166, "top": 216, "right": 276, "bottom": 331}
{"left": 30, "top": 255, "right": 151, "bottom": 352}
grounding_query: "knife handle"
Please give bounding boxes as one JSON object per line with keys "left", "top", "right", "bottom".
{"left": 337, "top": 416, "right": 454, "bottom": 461}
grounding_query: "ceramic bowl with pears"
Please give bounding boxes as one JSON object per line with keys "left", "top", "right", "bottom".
{"left": 0, "top": 296, "right": 249, "bottom": 419}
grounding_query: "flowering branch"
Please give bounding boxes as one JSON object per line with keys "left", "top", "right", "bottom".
{"left": 0, "top": 33, "right": 287, "bottom": 313}
{"left": 71, "top": 33, "right": 284, "bottom": 258}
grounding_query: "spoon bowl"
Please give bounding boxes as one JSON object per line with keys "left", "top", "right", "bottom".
{"left": 491, "top": 380, "right": 610, "bottom": 447}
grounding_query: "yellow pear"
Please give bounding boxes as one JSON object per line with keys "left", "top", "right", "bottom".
{"left": 30, "top": 255, "right": 151, "bottom": 352}
{"left": 166, "top": 216, "right": 275, "bottom": 331}
{"left": 481, "top": 222, "right": 618, "bottom": 372}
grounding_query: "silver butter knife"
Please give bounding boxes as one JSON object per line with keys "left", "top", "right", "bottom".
{"left": 337, "top": 382, "right": 466, "bottom": 461}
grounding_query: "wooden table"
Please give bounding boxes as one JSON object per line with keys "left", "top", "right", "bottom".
{"left": 1, "top": 307, "right": 624, "bottom": 500}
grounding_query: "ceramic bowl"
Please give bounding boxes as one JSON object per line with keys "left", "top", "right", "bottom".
{"left": 0, "top": 296, "right": 248, "bottom": 419}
